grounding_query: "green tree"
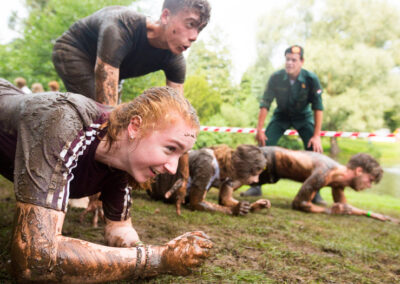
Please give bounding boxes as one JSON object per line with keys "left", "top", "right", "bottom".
{"left": 0, "top": 0, "right": 137, "bottom": 92}
{"left": 248, "top": 0, "right": 400, "bottom": 154}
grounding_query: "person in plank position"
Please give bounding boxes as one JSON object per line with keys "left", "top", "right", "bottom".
{"left": 149, "top": 144, "right": 271, "bottom": 216}
{"left": 252, "top": 146, "right": 398, "bottom": 223}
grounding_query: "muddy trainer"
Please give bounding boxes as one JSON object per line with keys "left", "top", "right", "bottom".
{"left": 0, "top": 79, "right": 212, "bottom": 282}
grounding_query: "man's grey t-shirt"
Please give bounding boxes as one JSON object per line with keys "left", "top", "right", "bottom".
{"left": 55, "top": 6, "right": 186, "bottom": 83}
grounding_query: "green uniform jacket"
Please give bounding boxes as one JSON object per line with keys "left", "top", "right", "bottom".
{"left": 260, "top": 69, "right": 323, "bottom": 129}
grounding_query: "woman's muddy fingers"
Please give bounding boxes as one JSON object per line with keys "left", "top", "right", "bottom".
{"left": 231, "top": 201, "right": 250, "bottom": 216}
{"left": 162, "top": 231, "right": 213, "bottom": 275}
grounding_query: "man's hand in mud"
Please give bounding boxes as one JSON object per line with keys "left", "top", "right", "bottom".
{"left": 161, "top": 231, "right": 213, "bottom": 275}
{"left": 250, "top": 199, "right": 271, "bottom": 212}
{"left": 232, "top": 201, "right": 251, "bottom": 216}
{"left": 367, "top": 212, "right": 400, "bottom": 223}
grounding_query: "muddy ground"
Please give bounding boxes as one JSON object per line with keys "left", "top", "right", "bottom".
{"left": 1, "top": 176, "right": 400, "bottom": 283}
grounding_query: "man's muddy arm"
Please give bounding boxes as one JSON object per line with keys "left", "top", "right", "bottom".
{"left": 10, "top": 202, "right": 212, "bottom": 283}
{"left": 330, "top": 189, "right": 399, "bottom": 223}
{"left": 292, "top": 173, "right": 328, "bottom": 213}
{"left": 95, "top": 57, "right": 119, "bottom": 106}
{"left": 327, "top": 188, "right": 399, "bottom": 223}
{"left": 166, "top": 80, "right": 184, "bottom": 96}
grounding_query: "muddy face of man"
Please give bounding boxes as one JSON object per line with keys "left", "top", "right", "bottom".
{"left": 161, "top": 8, "right": 202, "bottom": 54}
{"left": 349, "top": 169, "right": 375, "bottom": 191}
{"left": 160, "top": 0, "right": 211, "bottom": 54}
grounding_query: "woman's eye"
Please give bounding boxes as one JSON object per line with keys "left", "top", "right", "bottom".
{"left": 166, "top": 146, "right": 176, "bottom": 152}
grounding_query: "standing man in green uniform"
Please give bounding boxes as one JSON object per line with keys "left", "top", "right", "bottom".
{"left": 242, "top": 45, "right": 325, "bottom": 204}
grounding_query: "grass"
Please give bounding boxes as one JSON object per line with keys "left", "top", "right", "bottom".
{"left": 1, "top": 140, "right": 399, "bottom": 283}
{"left": 1, "top": 175, "right": 400, "bottom": 283}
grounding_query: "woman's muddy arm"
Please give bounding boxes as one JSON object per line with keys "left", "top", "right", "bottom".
{"left": 218, "top": 180, "right": 241, "bottom": 207}
{"left": 10, "top": 202, "right": 212, "bottom": 283}
{"left": 218, "top": 180, "right": 251, "bottom": 215}
{"left": 188, "top": 185, "right": 249, "bottom": 215}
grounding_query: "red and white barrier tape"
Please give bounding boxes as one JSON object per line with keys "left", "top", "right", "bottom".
{"left": 200, "top": 126, "right": 398, "bottom": 138}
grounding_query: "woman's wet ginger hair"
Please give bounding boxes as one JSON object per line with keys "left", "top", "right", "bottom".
{"left": 212, "top": 144, "right": 266, "bottom": 182}
{"left": 104, "top": 86, "right": 199, "bottom": 150}
{"left": 347, "top": 153, "right": 383, "bottom": 183}
{"left": 162, "top": 0, "right": 211, "bottom": 31}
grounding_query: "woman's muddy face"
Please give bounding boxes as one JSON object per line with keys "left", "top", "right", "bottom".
{"left": 239, "top": 169, "right": 263, "bottom": 185}
{"left": 127, "top": 117, "right": 196, "bottom": 183}
{"left": 245, "top": 169, "right": 263, "bottom": 185}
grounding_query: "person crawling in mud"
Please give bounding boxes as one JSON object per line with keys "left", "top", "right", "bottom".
{"left": 253, "top": 146, "right": 399, "bottom": 223}
{"left": 148, "top": 144, "right": 271, "bottom": 216}
{"left": 0, "top": 79, "right": 212, "bottom": 283}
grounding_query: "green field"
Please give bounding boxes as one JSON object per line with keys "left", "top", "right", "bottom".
{"left": 1, "top": 140, "right": 399, "bottom": 283}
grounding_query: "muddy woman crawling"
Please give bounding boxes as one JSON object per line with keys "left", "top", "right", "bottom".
{"left": 253, "top": 146, "right": 399, "bottom": 223}
{"left": 149, "top": 144, "right": 271, "bottom": 215}
{"left": 0, "top": 79, "right": 212, "bottom": 282}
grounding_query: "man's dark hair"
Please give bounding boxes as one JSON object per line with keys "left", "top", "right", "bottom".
{"left": 347, "top": 153, "right": 383, "bottom": 183}
{"left": 162, "top": 0, "right": 211, "bottom": 30}
{"left": 284, "top": 45, "right": 304, "bottom": 60}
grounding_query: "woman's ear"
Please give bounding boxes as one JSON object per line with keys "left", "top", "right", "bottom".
{"left": 127, "top": 115, "right": 142, "bottom": 139}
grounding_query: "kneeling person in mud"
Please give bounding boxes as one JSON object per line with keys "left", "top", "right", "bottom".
{"left": 255, "top": 146, "right": 398, "bottom": 222}
{"left": 149, "top": 144, "right": 271, "bottom": 216}
{"left": 0, "top": 79, "right": 212, "bottom": 283}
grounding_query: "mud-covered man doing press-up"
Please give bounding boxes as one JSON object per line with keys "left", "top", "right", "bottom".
{"left": 0, "top": 79, "right": 212, "bottom": 283}
{"left": 253, "top": 146, "right": 399, "bottom": 223}
{"left": 149, "top": 145, "right": 271, "bottom": 216}
{"left": 52, "top": 0, "right": 211, "bottom": 105}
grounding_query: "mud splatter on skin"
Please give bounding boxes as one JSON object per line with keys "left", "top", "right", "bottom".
{"left": 258, "top": 147, "right": 344, "bottom": 212}
{"left": 95, "top": 60, "right": 118, "bottom": 106}
{"left": 9, "top": 202, "right": 212, "bottom": 283}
